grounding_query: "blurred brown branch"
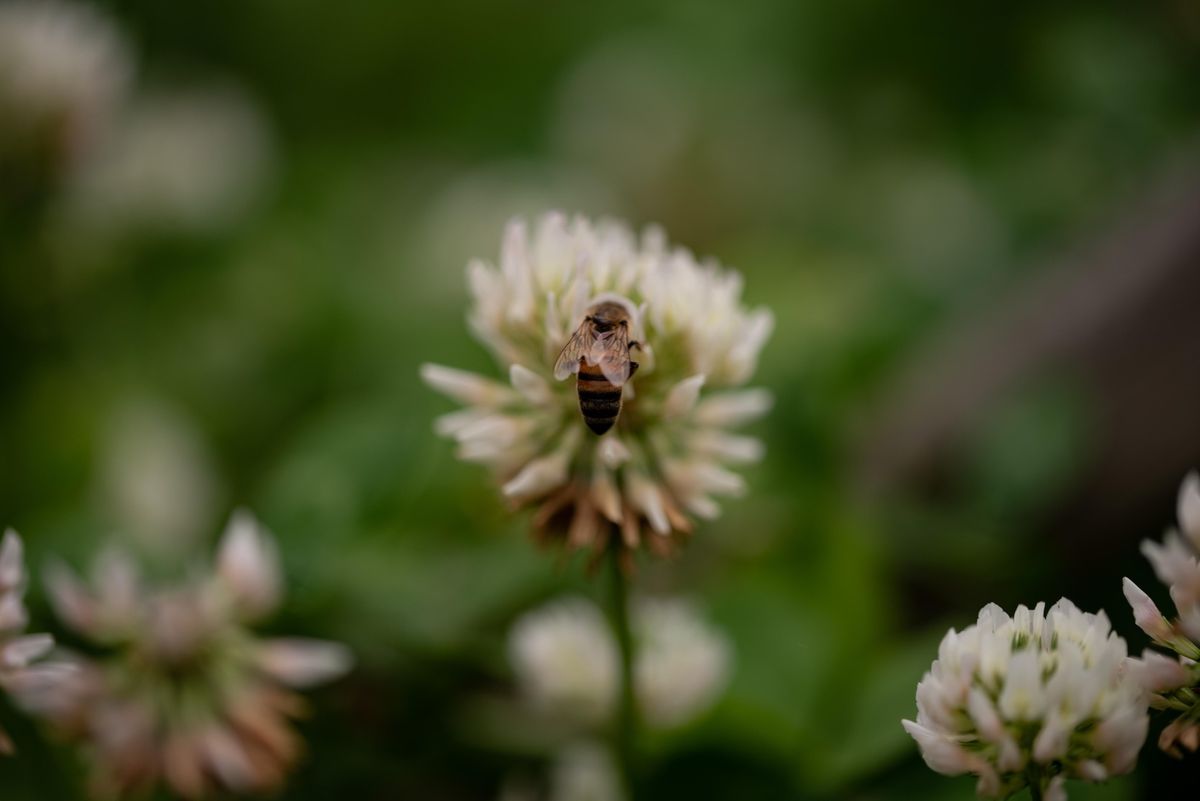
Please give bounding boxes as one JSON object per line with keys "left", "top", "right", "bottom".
{"left": 856, "top": 146, "right": 1200, "bottom": 548}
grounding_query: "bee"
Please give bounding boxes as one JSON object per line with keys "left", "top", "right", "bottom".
{"left": 554, "top": 300, "right": 641, "bottom": 435}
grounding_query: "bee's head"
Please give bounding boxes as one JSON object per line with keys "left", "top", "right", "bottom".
{"left": 586, "top": 298, "right": 635, "bottom": 329}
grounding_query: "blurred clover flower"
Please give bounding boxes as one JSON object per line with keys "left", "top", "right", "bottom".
{"left": 0, "top": 0, "right": 132, "bottom": 175}
{"left": 508, "top": 595, "right": 730, "bottom": 731}
{"left": 903, "top": 600, "right": 1147, "bottom": 801}
{"left": 498, "top": 741, "right": 625, "bottom": 801}
{"left": 0, "top": 530, "right": 58, "bottom": 754}
{"left": 1122, "top": 471, "right": 1200, "bottom": 757}
{"left": 14, "top": 511, "right": 351, "bottom": 800}
{"left": 63, "top": 85, "right": 274, "bottom": 236}
{"left": 422, "top": 213, "right": 772, "bottom": 558}
{"left": 547, "top": 741, "right": 626, "bottom": 801}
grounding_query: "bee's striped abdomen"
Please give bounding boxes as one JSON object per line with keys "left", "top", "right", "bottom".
{"left": 577, "top": 367, "right": 623, "bottom": 435}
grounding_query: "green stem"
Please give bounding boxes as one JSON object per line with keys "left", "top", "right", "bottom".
{"left": 607, "top": 546, "right": 637, "bottom": 800}
{"left": 1027, "top": 771, "right": 1047, "bottom": 801}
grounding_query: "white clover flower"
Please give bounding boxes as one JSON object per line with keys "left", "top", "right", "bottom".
{"left": 17, "top": 512, "right": 351, "bottom": 799}
{"left": 423, "top": 213, "right": 772, "bottom": 557}
{"left": 508, "top": 597, "right": 619, "bottom": 727}
{"left": 0, "top": 0, "right": 132, "bottom": 171}
{"left": 902, "top": 599, "right": 1148, "bottom": 800}
{"left": 508, "top": 595, "right": 730, "bottom": 732}
{"left": 95, "top": 398, "right": 222, "bottom": 558}
{"left": 548, "top": 741, "right": 626, "bottom": 801}
{"left": 1122, "top": 471, "right": 1200, "bottom": 758}
{"left": 632, "top": 597, "right": 731, "bottom": 728}
{"left": 0, "top": 530, "right": 56, "bottom": 754}
{"left": 63, "top": 85, "right": 274, "bottom": 235}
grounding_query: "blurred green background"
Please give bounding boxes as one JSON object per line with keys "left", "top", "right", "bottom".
{"left": 3, "top": 0, "right": 1200, "bottom": 798}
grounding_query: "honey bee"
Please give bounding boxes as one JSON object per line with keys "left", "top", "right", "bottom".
{"left": 554, "top": 300, "right": 641, "bottom": 435}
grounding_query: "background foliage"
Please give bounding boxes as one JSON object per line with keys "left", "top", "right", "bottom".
{"left": 3, "top": 1, "right": 1200, "bottom": 798}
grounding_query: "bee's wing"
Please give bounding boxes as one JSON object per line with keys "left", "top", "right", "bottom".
{"left": 592, "top": 326, "right": 632, "bottom": 387}
{"left": 553, "top": 325, "right": 596, "bottom": 380}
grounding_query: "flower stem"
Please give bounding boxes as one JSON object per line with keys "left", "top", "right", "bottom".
{"left": 1027, "top": 769, "right": 1047, "bottom": 801}
{"left": 607, "top": 546, "right": 637, "bottom": 800}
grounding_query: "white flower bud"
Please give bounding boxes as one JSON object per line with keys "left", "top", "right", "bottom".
{"left": 1123, "top": 578, "right": 1175, "bottom": 644}
{"left": 215, "top": 509, "right": 281, "bottom": 621}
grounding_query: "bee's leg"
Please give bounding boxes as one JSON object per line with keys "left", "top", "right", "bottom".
{"left": 629, "top": 341, "right": 641, "bottom": 351}
{"left": 629, "top": 361, "right": 640, "bottom": 377}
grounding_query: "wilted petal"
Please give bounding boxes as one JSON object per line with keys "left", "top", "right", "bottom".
{"left": 256, "top": 638, "right": 353, "bottom": 688}
{"left": 201, "top": 725, "right": 257, "bottom": 791}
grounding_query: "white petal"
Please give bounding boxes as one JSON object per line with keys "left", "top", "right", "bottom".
{"left": 501, "top": 218, "right": 535, "bottom": 322}
{"left": 510, "top": 364, "right": 552, "bottom": 405}
{"left": 44, "top": 561, "right": 96, "bottom": 636}
{"left": 1179, "top": 471, "right": 1200, "bottom": 549}
{"left": 256, "top": 638, "right": 353, "bottom": 687}
{"left": 1, "top": 634, "right": 53, "bottom": 668}
{"left": 502, "top": 452, "right": 570, "bottom": 500}
{"left": 662, "top": 375, "right": 706, "bottom": 420}
{"left": 1122, "top": 578, "right": 1174, "bottom": 644}
{"left": 597, "top": 436, "right": 630, "bottom": 469}
{"left": 692, "top": 389, "right": 772, "bottom": 427}
{"left": 0, "top": 530, "right": 24, "bottom": 591}
{"left": 419, "top": 363, "right": 513, "bottom": 407}
{"left": 690, "top": 432, "right": 764, "bottom": 464}
{"left": 216, "top": 509, "right": 281, "bottom": 620}
{"left": 0, "top": 594, "right": 27, "bottom": 632}
{"left": 999, "top": 649, "right": 1044, "bottom": 721}
{"left": 628, "top": 473, "right": 670, "bottom": 535}
{"left": 901, "top": 720, "right": 973, "bottom": 775}
{"left": 1127, "top": 650, "right": 1190, "bottom": 693}
{"left": 1033, "top": 711, "right": 1071, "bottom": 762}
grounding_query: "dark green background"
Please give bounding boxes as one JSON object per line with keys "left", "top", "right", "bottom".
{"left": 2, "top": 1, "right": 1199, "bottom": 798}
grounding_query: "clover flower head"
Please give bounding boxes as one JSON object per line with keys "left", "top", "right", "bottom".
{"left": 632, "top": 597, "right": 731, "bottom": 728}
{"left": 903, "top": 599, "right": 1148, "bottom": 799}
{"left": 508, "top": 594, "right": 730, "bottom": 732}
{"left": 15, "top": 510, "right": 351, "bottom": 799}
{"left": 1122, "top": 470, "right": 1200, "bottom": 758}
{"left": 547, "top": 741, "right": 626, "bottom": 801}
{"left": 423, "top": 213, "right": 773, "bottom": 558}
{"left": 0, "top": 0, "right": 132, "bottom": 170}
{"left": 65, "top": 86, "right": 274, "bottom": 235}
{"left": 508, "top": 597, "right": 618, "bottom": 728}
{"left": 0, "top": 529, "right": 56, "bottom": 754}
